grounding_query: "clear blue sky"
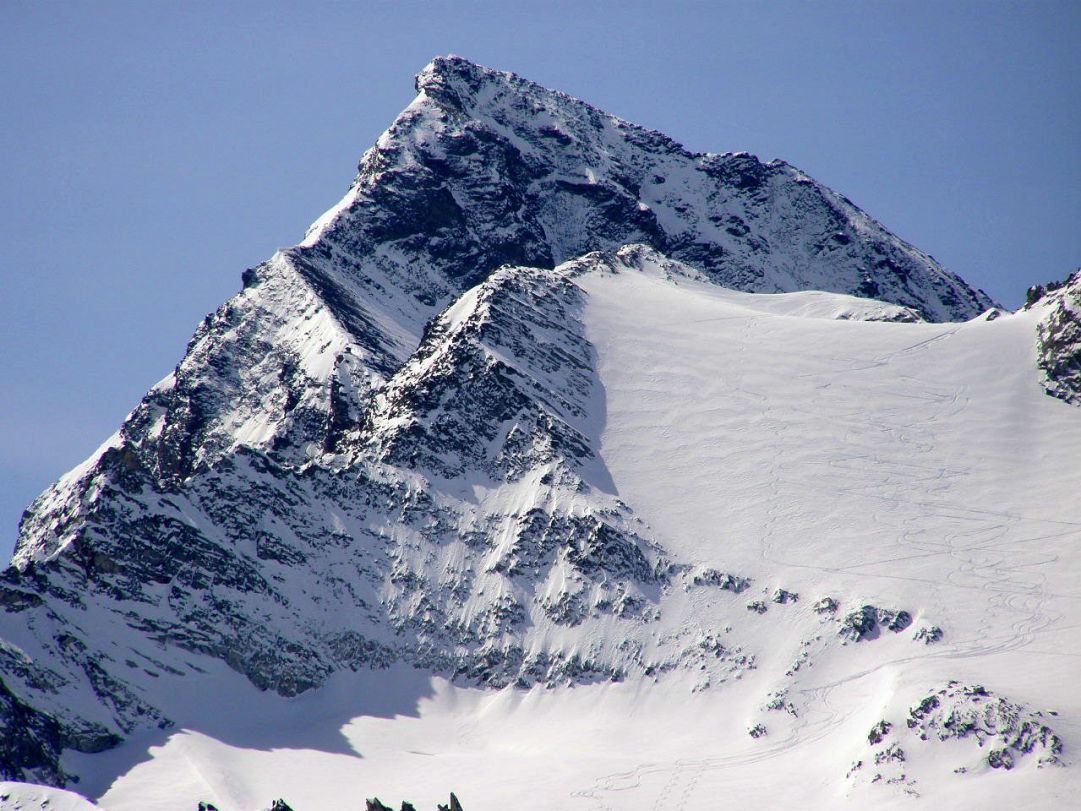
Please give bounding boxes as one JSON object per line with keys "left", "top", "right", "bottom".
{"left": 2, "top": 0, "right": 1079, "bottom": 561}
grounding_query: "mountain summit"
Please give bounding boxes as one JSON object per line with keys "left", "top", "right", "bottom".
{"left": 2, "top": 59, "right": 1074, "bottom": 810}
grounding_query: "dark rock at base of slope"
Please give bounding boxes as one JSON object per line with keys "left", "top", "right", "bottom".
{"left": 0, "top": 677, "right": 69, "bottom": 786}
{"left": 0, "top": 670, "right": 123, "bottom": 786}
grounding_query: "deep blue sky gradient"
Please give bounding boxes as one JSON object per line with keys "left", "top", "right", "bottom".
{"left": 2, "top": 0, "right": 1079, "bottom": 560}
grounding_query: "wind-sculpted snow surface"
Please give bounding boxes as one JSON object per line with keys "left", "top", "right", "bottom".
{"left": 1, "top": 58, "right": 1075, "bottom": 810}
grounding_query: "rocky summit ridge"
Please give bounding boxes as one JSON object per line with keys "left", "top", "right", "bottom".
{"left": 0, "top": 57, "right": 1065, "bottom": 798}
{"left": 17, "top": 54, "right": 995, "bottom": 527}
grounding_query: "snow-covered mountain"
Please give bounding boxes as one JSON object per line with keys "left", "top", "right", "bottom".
{"left": 2, "top": 57, "right": 1076, "bottom": 810}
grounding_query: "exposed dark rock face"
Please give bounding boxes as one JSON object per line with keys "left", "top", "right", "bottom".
{"left": 364, "top": 794, "right": 462, "bottom": 811}
{"left": 1036, "top": 270, "right": 1081, "bottom": 404}
{"left": 0, "top": 677, "right": 69, "bottom": 786}
{"left": 0, "top": 634, "right": 128, "bottom": 784}
{"left": 868, "top": 720, "right": 892, "bottom": 745}
{"left": 874, "top": 742, "right": 905, "bottom": 766}
{"left": 837, "top": 605, "right": 912, "bottom": 642}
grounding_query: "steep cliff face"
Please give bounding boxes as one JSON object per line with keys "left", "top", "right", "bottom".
{"left": 1035, "top": 270, "right": 1081, "bottom": 404}
{"left": 5, "top": 58, "right": 1063, "bottom": 802}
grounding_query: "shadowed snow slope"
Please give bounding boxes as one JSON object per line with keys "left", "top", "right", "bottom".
{"left": 0, "top": 57, "right": 1075, "bottom": 811}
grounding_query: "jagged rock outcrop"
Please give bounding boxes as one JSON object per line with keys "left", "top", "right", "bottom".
{"left": 365, "top": 795, "right": 461, "bottom": 811}
{"left": 837, "top": 605, "right": 912, "bottom": 642}
{"left": 1035, "top": 270, "right": 1081, "bottom": 404}
{"left": 906, "top": 682, "right": 1063, "bottom": 768}
{"left": 850, "top": 682, "right": 1063, "bottom": 795}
